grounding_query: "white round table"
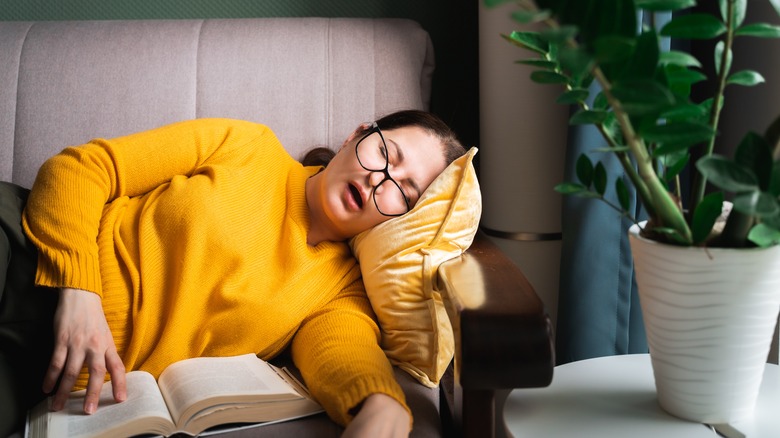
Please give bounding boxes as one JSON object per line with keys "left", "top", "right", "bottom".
{"left": 504, "top": 354, "right": 779, "bottom": 437}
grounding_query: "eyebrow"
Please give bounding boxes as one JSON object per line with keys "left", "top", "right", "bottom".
{"left": 388, "top": 138, "right": 421, "bottom": 198}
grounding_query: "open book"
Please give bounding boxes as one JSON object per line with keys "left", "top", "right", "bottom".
{"left": 26, "top": 353, "right": 323, "bottom": 438}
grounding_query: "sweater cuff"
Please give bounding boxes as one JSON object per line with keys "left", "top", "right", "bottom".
{"left": 332, "top": 373, "right": 411, "bottom": 427}
{"left": 34, "top": 247, "right": 103, "bottom": 296}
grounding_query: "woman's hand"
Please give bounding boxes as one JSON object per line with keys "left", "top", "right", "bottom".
{"left": 43, "top": 287, "right": 126, "bottom": 414}
{"left": 342, "top": 393, "right": 411, "bottom": 438}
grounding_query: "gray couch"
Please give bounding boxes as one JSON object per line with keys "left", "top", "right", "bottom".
{"left": 0, "top": 18, "right": 553, "bottom": 437}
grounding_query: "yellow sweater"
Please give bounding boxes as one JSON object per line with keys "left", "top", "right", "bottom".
{"left": 22, "top": 118, "right": 406, "bottom": 426}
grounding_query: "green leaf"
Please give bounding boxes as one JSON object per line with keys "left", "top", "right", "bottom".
{"left": 484, "top": 0, "right": 515, "bottom": 6}
{"left": 642, "top": 121, "right": 715, "bottom": 148}
{"left": 666, "top": 153, "right": 691, "bottom": 179}
{"left": 748, "top": 222, "right": 780, "bottom": 247}
{"left": 661, "top": 13, "right": 727, "bottom": 39}
{"left": 516, "top": 59, "right": 559, "bottom": 70}
{"left": 665, "top": 66, "right": 707, "bottom": 85}
{"left": 734, "top": 132, "right": 773, "bottom": 190}
{"left": 576, "top": 155, "right": 594, "bottom": 187}
{"left": 659, "top": 50, "right": 702, "bottom": 68}
{"left": 661, "top": 13, "right": 726, "bottom": 39}
{"left": 503, "top": 32, "right": 548, "bottom": 55}
{"left": 714, "top": 41, "right": 732, "bottom": 76}
{"left": 556, "top": 89, "right": 590, "bottom": 104}
{"left": 621, "top": 29, "right": 661, "bottom": 80}
{"left": 616, "top": 178, "right": 631, "bottom": 211}
{"left": 664, "top": 65, "right": 707, "bottom": 98}
{"left": 763, "top": 209, "right": 780, "bottom": 229}
{"left": 660, "top": 103, "right": 708, "bottom": 121}
{"left": 611, "top": 80, "right": 676, "bottom": 116}
{"left": 720, "top": 0, "right": 747, "bottom": 28}
{"left": 592, "top": 36, "right": 636, "bottom": 65}
{"left": 697, "top": 97, "right": 724, "bottom": 123}
{"left": 692, "top": 191, "right": 724, "bottom": 244}
{"left": 696, "top": 155, "right": 760, "bottom": 192}
{"left": 735, "top": 23, "right": 780, "bottom": 38}
{"left": 540, "top": 26, "right": 579, "bottom": 43}
{"left": 593, "top": 92, "right": 609, "bottom": 110}
{"left": 531, "top": 70, "right": 570, "bottom": 84}
{"left": 653, "top": 142, "right": 697, "bottom": 156}
{"left": 602, "top": 113, "right": 623, "bottom": 144}
{"left": 771, "top": 0, "right": 780, "bottom": 18}
{"left": 726, "top": 70, "right": 766, "bottom": 86}
{"left": 594, "top": 162, "right": 607, "bottom": 195}
{"left": 570, "top": 109, "right": 608, "bottom": 125}
{"left": 511, "top": 9, "right": 552, "bottom": 24}
{"left": 557, "top": 47, "right": 594, "bottom": 83}
{"left": 661, "top": 151, "right": 690, "bottom": 180}
{"left": 555, "top": 182, "right": 588, "bottom": 195}
{"left": 733, "top": 191, "right": 780, "bottom": 217}
{"left": 635, "top": 0, "right": 696, "bottom": 11}
{"left": 770, "top": 162, "right": 780, "bottom": 197}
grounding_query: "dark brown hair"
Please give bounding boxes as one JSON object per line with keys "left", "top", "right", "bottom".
{"left": 301, "top": 146, "right": 336, "bottom": 167}
{"left": 301, "top": 109, "right": 466, "bottom": 167}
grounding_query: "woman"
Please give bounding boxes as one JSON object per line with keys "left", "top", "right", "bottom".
{"left": 0, "top": 109, "right": 466, "bottom": 437}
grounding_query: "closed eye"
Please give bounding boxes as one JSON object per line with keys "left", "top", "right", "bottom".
{"left": 386, "top": 138, "right": 421, "bottom": 201}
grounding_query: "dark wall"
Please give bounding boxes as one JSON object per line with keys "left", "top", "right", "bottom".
{"left": 0, "top": 0, "right": 479, "bottom": 150}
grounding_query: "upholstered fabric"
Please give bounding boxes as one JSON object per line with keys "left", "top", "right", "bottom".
{"left": 0, "top": 18, "right": 434, "bottom": 188}
{"left": 350, "top": 148, "right": 481, "bottom": 387}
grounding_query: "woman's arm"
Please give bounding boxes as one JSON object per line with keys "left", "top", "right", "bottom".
{"left": 23, "top": 118, "right": 272, "bottom": 295}
{"left": 23, "top": 118, "right": 275, "bottom": 413}
{"left": 290, "top": 281, "right": 412, "bottom": 433}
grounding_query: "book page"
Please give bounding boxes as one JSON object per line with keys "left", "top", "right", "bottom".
{"left": 35, "top": 371, "right": 174, "bottom": 438}
{"left": 158, "top": 354, "right": 301, "bottom": 425}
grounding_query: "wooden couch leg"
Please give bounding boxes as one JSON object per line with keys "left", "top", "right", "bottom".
{"left": 462, "top": 388, "right": 495, "bottom": 438}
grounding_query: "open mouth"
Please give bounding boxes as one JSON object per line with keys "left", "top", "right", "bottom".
{"left": 348, "top": 183, "right": 364, "bottom": 208}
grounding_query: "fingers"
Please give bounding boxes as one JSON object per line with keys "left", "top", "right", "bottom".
{"left": 50, "top": 349, "right": 86, "bottom": 412}
{"left": 48, "top": 348, "right": 127, "bottom": 414}
{"left": 106, "top": 349, "right": 127, "bottom": 403}
{"left": 42, "top": 342, "right": 68, "bottom": 394}
{"left": 45, "top": 288, "right": 127, "bottom": 414}
{"left": 83, "top": 349, "right": 110, "bottom": 415}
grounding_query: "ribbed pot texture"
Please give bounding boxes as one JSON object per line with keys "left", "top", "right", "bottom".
{"left": 629, "top": 223, "right": 780, "bottom": 423}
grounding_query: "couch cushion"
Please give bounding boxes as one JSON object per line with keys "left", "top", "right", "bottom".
{"left": 0, "top": 18, "right": 433, "bottom": 187}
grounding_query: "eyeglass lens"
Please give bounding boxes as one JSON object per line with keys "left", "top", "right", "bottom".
{"left": 356, "top": 131, "right": 410, "bottom": 216}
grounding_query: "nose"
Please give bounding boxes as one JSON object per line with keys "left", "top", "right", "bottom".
{"left": 368, "top": 170, "right": 385, "bottom": 189}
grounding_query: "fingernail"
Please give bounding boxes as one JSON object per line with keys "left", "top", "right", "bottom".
{"left": 85, "top": 402, "right": 96, "bottom": 414}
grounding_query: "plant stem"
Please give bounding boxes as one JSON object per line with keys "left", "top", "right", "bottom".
{"left": 691, "top": 0, "right": 735, "bottom": 207}
{"left": 717, "top": 209, "right": 754, "bottom": 247}
{"left": 594, "top": 123, "right": 654, "bottom": 216}
{"left": 592, "top": 67, "right": 692, "bottom": 243}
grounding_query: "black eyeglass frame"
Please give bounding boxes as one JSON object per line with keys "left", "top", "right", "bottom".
{"left": 354, "top": 122, "right": 411, "bottom": 217}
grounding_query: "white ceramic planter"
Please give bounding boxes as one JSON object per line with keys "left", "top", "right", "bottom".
{"left": 628, "top": 223, "right": 780, "bottom": 423}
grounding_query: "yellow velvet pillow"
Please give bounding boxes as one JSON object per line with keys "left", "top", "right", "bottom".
{"left": 349, "top": 147, "right": 481, "bottom": 387}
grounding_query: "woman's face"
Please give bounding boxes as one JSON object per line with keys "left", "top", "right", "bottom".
{"left": 315, "top": 125, "right": 447, "bottom": 240}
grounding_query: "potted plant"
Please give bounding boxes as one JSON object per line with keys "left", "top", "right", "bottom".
{"left": 486, "top": 0, "right": 780, "bottom": 424}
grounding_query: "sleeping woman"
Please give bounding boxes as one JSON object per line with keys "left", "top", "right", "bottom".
{"left": 0, "top": 109, "right": 465, "bottom": 437}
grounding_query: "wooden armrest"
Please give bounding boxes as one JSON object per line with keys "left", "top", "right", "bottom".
{"left": 438, "top": 231, "right": 554, "bottom": 437}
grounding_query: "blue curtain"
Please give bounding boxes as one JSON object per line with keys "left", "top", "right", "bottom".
{"left": 555, "top": 11, "right": 671, "bottom": 365}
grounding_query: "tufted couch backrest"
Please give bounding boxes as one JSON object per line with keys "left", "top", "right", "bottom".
{"left": 0, "top": 18, "right": 434, "bottom": 188}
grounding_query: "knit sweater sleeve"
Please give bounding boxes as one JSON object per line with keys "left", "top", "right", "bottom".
{"left": 22, "top": 118, "right": 273, "bottom": 296}
{"left": 291, "top": 279, "right": 410, "bottom": 427}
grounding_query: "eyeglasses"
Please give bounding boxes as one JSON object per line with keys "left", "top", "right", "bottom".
{"left": 355, "top": 123, "right": 411, "bottom": 217}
